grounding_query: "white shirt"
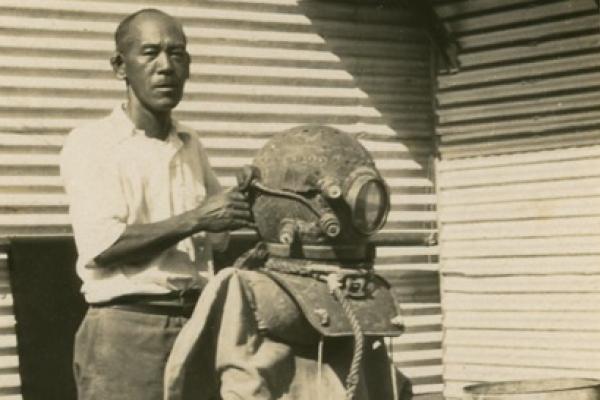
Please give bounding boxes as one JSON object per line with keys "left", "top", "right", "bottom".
{"left": 60, "top": 105, "right": 227, "bottom": 303}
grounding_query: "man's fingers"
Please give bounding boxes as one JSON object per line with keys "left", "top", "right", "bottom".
{"left": 243, "top": 222, "right": 258, "bottom": 230}
{"left": 230, "top": 209, "right": 253, "bottom": 220}
{"left": 224, "top": 219, "right": 256, "bottom": 231}
{"left": 226, "top": 189, "right": 247, "bottom": 201}
{"left": 234, "top": 220, "right": 257, "bottom": 230}
{"left": 229, "top": 199, "right": 250, "bottom": 210}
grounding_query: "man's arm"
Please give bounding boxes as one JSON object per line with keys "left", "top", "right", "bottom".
{"left": 94, "top": 189, "right": 253, "bottom": 267}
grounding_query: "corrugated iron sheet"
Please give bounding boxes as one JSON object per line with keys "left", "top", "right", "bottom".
{"left": 435, "top": 0, "right": 600, "bottom": 157}
{"left": 0, "top": 249, "right": 20, "bottom": 399}
{"left": 438, "top": 143, "right": 600, "bottom": 399}
{"left": 434, "top": 1, "right": 600, "bottom": 398}
{"left": 0, "top": 0, "right": 440, "bottom": 397}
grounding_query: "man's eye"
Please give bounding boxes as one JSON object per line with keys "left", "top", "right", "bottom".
{"left": 170, "top": 50, "right": 186, "bottom": 58}
{"left": 142, "top": 49, "right": 158, "bottom": 56}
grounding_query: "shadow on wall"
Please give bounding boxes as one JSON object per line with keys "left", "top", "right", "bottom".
{"left": 292, "top": 0, "right": 438, "bottom": 246}
{"left": 298, "top": 0, "right": 436, "bottom": 167}
{"left": 298, "top": 2, "right": 442, "bottom": 396}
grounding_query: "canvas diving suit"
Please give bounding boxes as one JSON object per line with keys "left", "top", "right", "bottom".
{"left": 164, "top": 125, "right": 412, "bottom": 400}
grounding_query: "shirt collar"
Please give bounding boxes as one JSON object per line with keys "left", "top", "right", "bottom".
{"left": 108, "top": 104, "right": 190, "bottom": 147}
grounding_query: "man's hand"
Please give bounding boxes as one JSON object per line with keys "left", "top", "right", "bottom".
{"left": 192, "top": 188, "right": 255, "bottom": 233}
{"left": 94, "top": 188, "right": 254, "bottom": 268}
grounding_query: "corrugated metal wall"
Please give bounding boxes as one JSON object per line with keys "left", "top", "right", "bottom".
{"left": 434, "top": 0, "right": 600, "bottom": 398}
{"left": 0, "top": 0, "right": 440, "bottom": 398}
{"left": 0, "top": 246, "right": 20, "bottom": 400}
{"left": 435, "top": 0, "right": 600, "bottom": 157}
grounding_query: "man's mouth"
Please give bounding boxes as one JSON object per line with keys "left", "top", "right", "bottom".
{"left": 154, "top": 83, "right": 177, "bottom": 89}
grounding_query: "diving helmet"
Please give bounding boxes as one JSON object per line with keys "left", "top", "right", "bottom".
{"left": 238, "top": 125, "right": 390, "bottom": 261}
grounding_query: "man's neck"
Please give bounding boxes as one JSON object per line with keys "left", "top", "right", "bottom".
{"left": 125, "top": 95, "right": 172, "bottom": 141}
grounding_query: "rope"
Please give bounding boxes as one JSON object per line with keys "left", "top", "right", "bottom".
{"left": 330, "top": 284, "right": 364, "bottom": 400}
{"left": 261, "top": 257, "right": 368, "bottom": 399}
{"left": 264, "top": 257, "right": 372, "bottom": 280}
{"left": 263, "top": 257, "right": 313, "bottom": 276}
{"left": 232, "top": 242, "right": 268, "bottom": 270}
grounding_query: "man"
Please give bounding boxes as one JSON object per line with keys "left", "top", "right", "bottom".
{"left": 59, "top": 9, "right": 253, "bottom": 400}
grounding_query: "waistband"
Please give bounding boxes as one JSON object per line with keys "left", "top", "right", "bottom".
{"left": 90, "top": 289, "right": 201, "bottom": 318}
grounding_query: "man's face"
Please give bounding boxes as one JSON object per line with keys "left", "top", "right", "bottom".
{"left": 119, "top": 15, "right": 190, "bottom": 112}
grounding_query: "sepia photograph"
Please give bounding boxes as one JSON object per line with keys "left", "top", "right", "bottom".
{"left": 0, "top": 0, "right": 598, "bottom": 399}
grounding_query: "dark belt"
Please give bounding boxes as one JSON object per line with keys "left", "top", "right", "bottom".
{"left": 91, "top": 289, "right": 201, "bottom": 318}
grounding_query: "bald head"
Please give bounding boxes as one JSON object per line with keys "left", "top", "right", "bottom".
{"left": 115, "top": 9, "right": 186, "bottom": 53}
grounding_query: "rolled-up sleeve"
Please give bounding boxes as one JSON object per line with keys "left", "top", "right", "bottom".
{"left": 60, "top": 130, "right": 128, "bottom": 269}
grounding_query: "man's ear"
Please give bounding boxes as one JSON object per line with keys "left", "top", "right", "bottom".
{"left": 183, "top": 52, "right": 191, "bottom": 80}
{"left": 110, "top": 52, "right": 126, "bottom": 80}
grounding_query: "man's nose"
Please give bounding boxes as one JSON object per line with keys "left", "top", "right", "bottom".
{"left": 156, "top": 51, "right": 173, "bottom": 73}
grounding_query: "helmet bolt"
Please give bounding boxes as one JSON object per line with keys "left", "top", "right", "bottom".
{"left": 320, "top": 213, "right": 341, "bottom": 238}
{"left": 279, "top": 220, "right": 298, "bottom": 244}
{"left": 318, "top": 177, "right": 342, "bottom": 199}
{"left": 313, "top": 308, "right": 330, "bottom": 326}
{"left": 326, "top": 185, "right": 342, "bottom": 199}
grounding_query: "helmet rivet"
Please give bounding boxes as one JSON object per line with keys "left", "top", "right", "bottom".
{"left": 319, "top": 213, "right": 340, "bottom": 238}
{"left": 279, "top": 220, "right": 298, "bottom": 244}
{"left": 318, "top": 177, "right": 342, "bottom": 199}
